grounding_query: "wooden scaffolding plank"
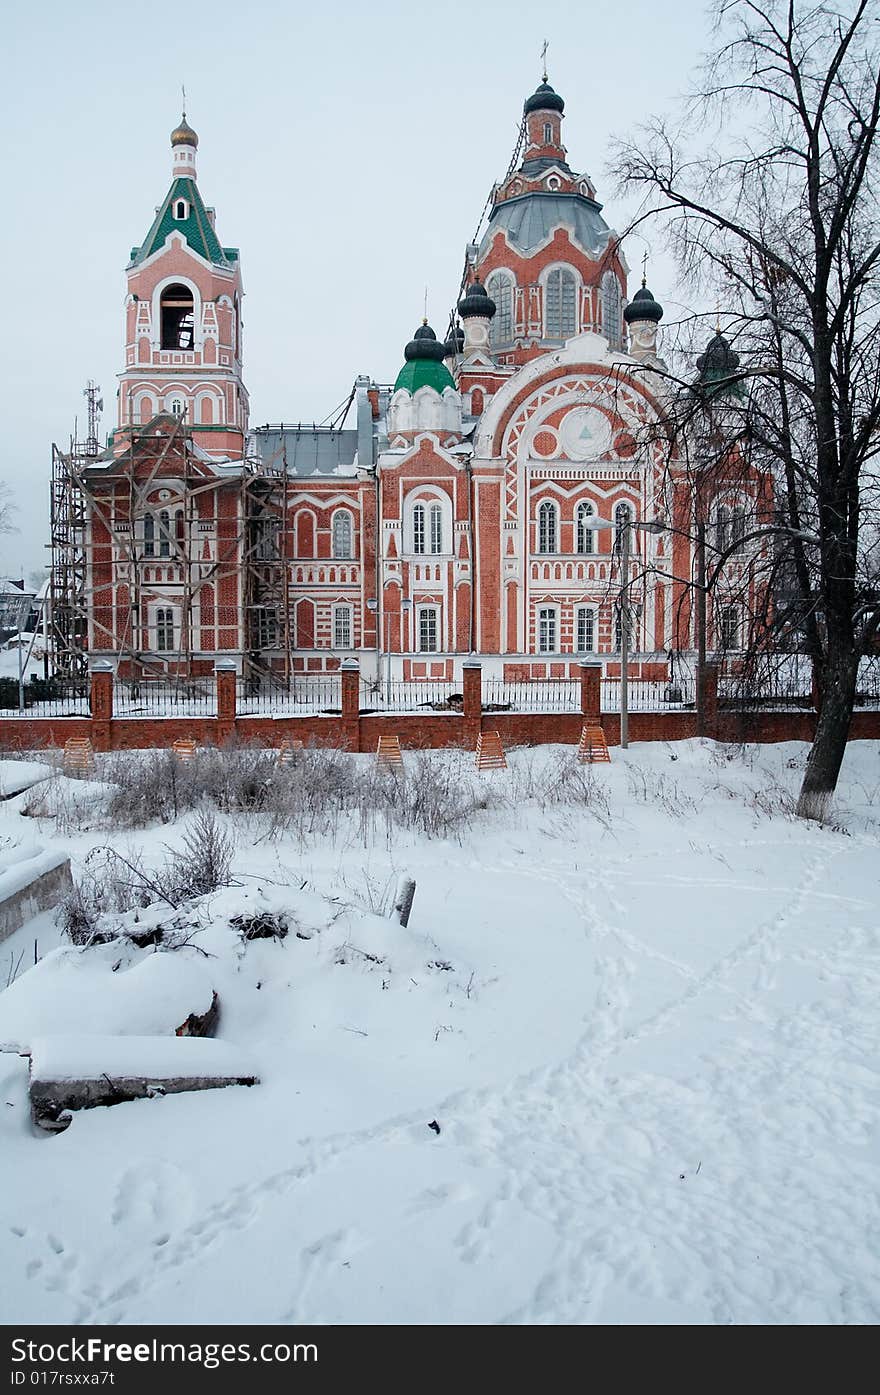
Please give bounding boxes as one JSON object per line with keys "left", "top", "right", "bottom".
{"left": 475, "top": 730, "right": 507, "bottom": 770}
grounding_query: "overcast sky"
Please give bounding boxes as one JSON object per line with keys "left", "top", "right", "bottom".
{"left": 0, "top": 0, "right": 714, "bottom": 577}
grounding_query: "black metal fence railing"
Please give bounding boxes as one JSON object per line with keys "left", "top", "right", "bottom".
{"left": 601, "top": 676, "right": 696, "bottom": 712}
{"left": 720, "top": 653, "right": 880, "bottom": 708}
{"left": 236, "top": 675, "right": 341, "bottom": 715}
{"left": 0, "top": 676, "right": 91, "bottom": 716}
{"left": 113, "top": 679, "right": 217, "bottom": 718}
{"left": 483, "top": 679, "right": 580, "bottom": 712}
{"left": 358, "top": 679, "right": 459, "bottom": 712}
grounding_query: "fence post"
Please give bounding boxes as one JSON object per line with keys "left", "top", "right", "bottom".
{"left": 89, "top": 659, "right": 114, "bottom": 751}
{"left": 215, "top": 659, "right": 237, "bottom": 742}
{"left": 462, "top": 659, "right": 482, "bottom": 746}
{"left": 340, "top": 658, "right": 361, "bottom": 751}
{"left": 701, "top": 661, "right": 719, "bottom": 737}
{"left": 579, "top": 660, "right": 602, "bottom": 721}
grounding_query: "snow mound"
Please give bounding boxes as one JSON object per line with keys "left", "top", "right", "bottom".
{"left": 0, "top": 761, "right": 54, "bottom": 800}
{"left": 28, "top": 1034, "right": 256, "bottom": 1083}
{"left": 0, "top": 944, "right": 215, "bottom": 1052}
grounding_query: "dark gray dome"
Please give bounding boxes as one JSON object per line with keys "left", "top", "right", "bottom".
{"left": 458, "top": 279, "right": 496, "bottom": 320}
{"left": 697, "top": 331, "right": 740, "bottom": 378}
{"left": 404, "top": 321, "right": 447, "bottom": 363}
{"left": 444, "top": 327, "right": 465, "bottom": 356}
{"left": 524, "top": 81, "right": 564, "bottom": 115}
{"left": 624, "top": 285, "right": 663, "bottom": 324}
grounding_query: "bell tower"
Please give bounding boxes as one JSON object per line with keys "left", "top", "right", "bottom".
{"left": 114, "top": 114, "right": 249, "bottom": 459}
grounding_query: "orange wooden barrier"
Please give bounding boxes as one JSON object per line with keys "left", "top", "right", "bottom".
{"left": 475, "top": 730, "right": 507, "bottom": 770}
{"left": 63, "top": 737, "right": 95, "bottom": 776}
{"left": 277, "top": 737, "right": 304, "bottom": 765}
{"left": 171, "top": 738, "right": 198, "bottom": 764}
{"left": 376, "top": 734, "right": 403, "bottom": 766}
{"left": 577, "top": 723, "right": 610, "bottom": 763}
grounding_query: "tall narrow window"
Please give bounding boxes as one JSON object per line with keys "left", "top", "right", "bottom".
{"left": 333, "top": 605, "right": 353, "bottom": 650}
{"left": 412, "top": 504, "right": 426, "bottom": 555}
{"left": 429, "top": 504, "right": 443, "bottom": 555}
{"left": 576, "top": 606, "right": 595, "bottom": 653}
{"left": 538, "top": 501, "right": 558, "bottom": 554}
{"left": 538, "top": 607, "right": 557, "bottom": 653}
{"left": 487, "top": 272, "right": 514, "bottom": 345}
{"left": 143, "top": 513, "right": 155, "bottom": 558}
{"left": 614, "top": 502, "right": 632, "bottom": 552}
{"left": 332, "top": 511, "right": 353, "bottom": 559}
{"left": 576, "top": 501, "right": 595, "bottom": 554}
{"left": 720, "top": 605, "right": 740, "bottom": 649}
{"left": 545, "top": 268, "right": 577, "bottom": 338}
{"left": 256, "top": 606, "right": 278, "bottom": 648}
{"left": 418, "top": 606, "right": 439, "bottom": 653}
{"left": 160, "top": 284, "right": 195, "bottom": 350}
{"left": 156, "top": 607, "right": 175, "bottom": 652}
{"left": 158, "top": 510, "right": 171, "bottom": 558}
{"left": 602, "top": 272, "right": 621, "bottom": 348}
{"left": 175, "top": 509, "right": 185, "bottom": 544}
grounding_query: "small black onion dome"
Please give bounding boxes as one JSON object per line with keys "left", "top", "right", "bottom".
{"left": 458, "top": 278, "right": 497, "bottom": 320}
{"left": 444, "top": 327, "right": 465, "bottom": 356}
{"left": 404, "top": 321, "right": 447, "bottom": 363}
{"left": 524, "top": 81, "right": 565, "bottom": 115}
{"left": 696, "top": 331, "right": 741, "bottom": 379}
{"left": 624, "top": 285, "right": 664, "bottom": 325}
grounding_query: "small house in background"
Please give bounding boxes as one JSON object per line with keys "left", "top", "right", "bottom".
{"left": 0, "top": 580, "right": 35, "bottom": 644}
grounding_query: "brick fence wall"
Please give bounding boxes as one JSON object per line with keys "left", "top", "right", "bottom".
{"left": 1, "top": 661, "right": 879, "bottom": 754}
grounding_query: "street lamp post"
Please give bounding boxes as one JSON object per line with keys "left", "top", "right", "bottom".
{"left": 367, "top": 595, "right": 412, "bottom": 704}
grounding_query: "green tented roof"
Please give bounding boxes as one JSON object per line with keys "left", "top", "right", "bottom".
{"left": 130, "top": 178, "right": 231, "bottom": 268}
{"left": 393, "top": 358, "right": 455, "bottom": 394}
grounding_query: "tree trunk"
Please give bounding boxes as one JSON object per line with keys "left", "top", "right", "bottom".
{"left": 796, "top": 643, "right": 859, "bottom": 821}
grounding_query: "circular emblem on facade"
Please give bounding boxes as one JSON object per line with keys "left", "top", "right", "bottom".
{"left": 559, "top": 407, "right": 613, "bottom": 461}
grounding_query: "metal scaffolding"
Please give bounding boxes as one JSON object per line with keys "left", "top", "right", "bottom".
{"left": 47, "top": 396, "right": 300, "bottom": 686}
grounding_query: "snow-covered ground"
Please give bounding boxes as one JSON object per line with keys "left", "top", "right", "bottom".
{"left": 0, "top": 738, "right": 879, "bottom": 1326}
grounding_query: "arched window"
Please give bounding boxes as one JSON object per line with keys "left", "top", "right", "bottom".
{"left": 545, "top": 268, "right": 578, "bottom": 338}
{"left": 136, "top": 395, "right": 155, "bottom": 426}
{"left": 487, "top": 272, "right": 514, "bottom": 345}
{"left": 576, "top": 606, "right": 596, "bottom": 653}
{"left": 156, "top": 607, "right": 175, "bottom": 652}
{"left": 332, "top": 511, "right": 353, "bottom": 559}
{"left": 429, "top": 504, "right": 443, "bottom": 555}
{"left": 538, "top": 501, "right": 558, "bottom": 554}
{"left": 576, "top": 502, "right": 595, "bottom": 554}
{"left": 160, "top": 284, "right": 195, "bottom": 350}
{"left": 174, "top": 200, "right": 188, "bottom": 220}
{"left": 143, "top": 513, "right": 155, "bottom": 558}
{"left": 715, "top": 503, "right": 747, "bottom": 555}
{"left": 543, "top": 122, "right": 553, "bottom": 144}
{"left": 614, "top": 502, "right": 632, "bottom": 552}
{"left": 602, "top": 272, "right": 622, "bottom": 348}
{"left": 175, "top": 510, "right": 185, "bottom": 544}
{"left": 170, "top": 397, "right": 184, "bottom": 418}
{"left": 158, "top": 510, "right": 171, "bottom": 559}
{"left": 412, "top": 504, "right": 426, "bottom": 555}
{"left": 537, "top": 606, "right": 558, "bottom": 653}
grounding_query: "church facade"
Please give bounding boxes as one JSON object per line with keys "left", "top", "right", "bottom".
{"left": 77, "top": 80, "right": 768, "bottom": 687}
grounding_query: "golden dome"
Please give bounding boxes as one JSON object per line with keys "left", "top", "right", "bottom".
{"left": 170, "top": 117, "right": 198, "bottom": 149}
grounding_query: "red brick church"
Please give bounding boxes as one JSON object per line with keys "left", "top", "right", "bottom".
{"left": 75, "top": 78, "right": 769, "bottom": 688}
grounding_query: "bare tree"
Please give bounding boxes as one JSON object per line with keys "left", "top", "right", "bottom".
{"left": 614, "top": 0, "right": 880, "bottom": 820}
{"left": 0, "top": 481, "right": 15, "bottom": 537}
